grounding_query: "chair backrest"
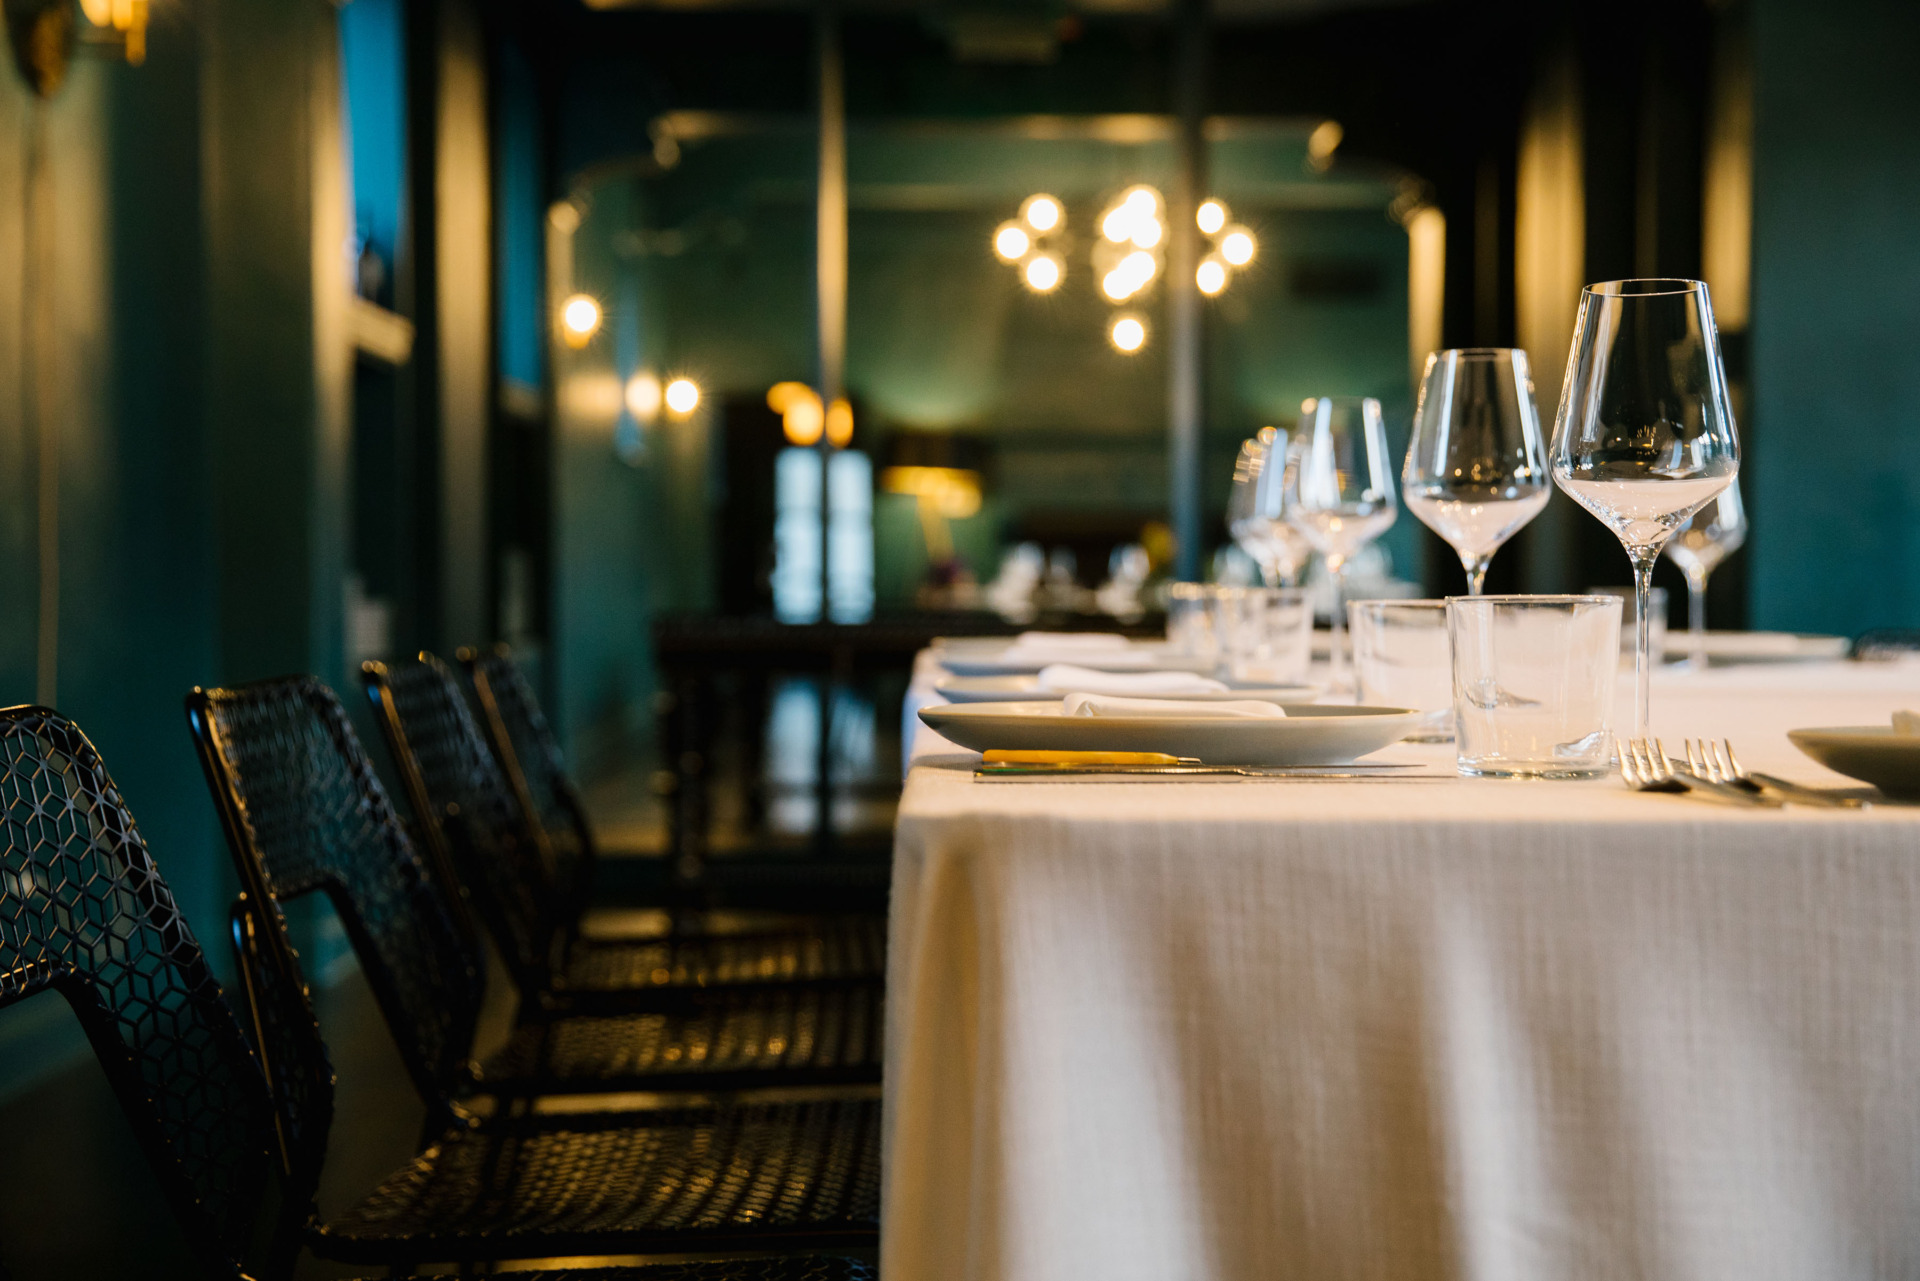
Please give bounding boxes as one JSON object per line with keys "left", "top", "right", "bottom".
{"left": 460, "top": 645, "right": 597, "bottom": 907}
{"left": 0, "top": 706, "right": 292, "bottom": 1280}
{"left": 360, "top": 654, "right": 560, "bottom": 999}
{"left": 186, "top": 677, "right": 484, "bottom": 1120}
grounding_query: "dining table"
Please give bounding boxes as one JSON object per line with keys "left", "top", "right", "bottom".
{"left": 885, "top": 645, "right": 1920, "bottom": 1281}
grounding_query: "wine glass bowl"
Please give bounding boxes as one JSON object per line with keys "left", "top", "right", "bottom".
{"left": 1550, "top": 279, "right": 1740, "bottom": 732}
{"left": 1226, "top": 430, "right": 1311, "bottom": 588}
{"left": 1402, "top": 347, "right": 1549, "bottom": 594}
{"left": 1664, "top": 479, "right": 1748, "bottom": 664}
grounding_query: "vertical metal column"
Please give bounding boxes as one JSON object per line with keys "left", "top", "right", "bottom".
{"left": 1168, "top": 0, "right": 1208, "bottom": 582}
{"left": 815, "top": 4, "right": 847, "bottom": 622}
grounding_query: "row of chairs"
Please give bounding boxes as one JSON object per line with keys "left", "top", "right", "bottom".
{"left": 0, "top": 647, "right": 887, "bottom": 1279}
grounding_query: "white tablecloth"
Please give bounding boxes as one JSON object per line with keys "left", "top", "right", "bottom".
{"left": 886, "top": 656, "right": 1920, "bottom": 1281}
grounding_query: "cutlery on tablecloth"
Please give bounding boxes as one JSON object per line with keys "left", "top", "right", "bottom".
{"left": 1683, "top": 738, "right": 1868, "bottom": 808}
{"left": 1619, "top": 737, "right": 1781, "bottom": 807}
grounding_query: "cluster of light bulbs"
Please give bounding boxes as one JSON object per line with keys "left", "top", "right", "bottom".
{"left": 992, "top": 195, "right": 1067, "bottom": 294}
{"left": 768, "top": 381, "right": 854, "bottom": 448}
{"left": 559, "top": 291, "right": 701, "bottom": 421}
{"left": 991, "top": 189, "right": 1260, "bottom": 354}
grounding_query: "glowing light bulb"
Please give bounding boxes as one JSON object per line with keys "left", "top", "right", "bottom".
{"left": 1101, "top": 206, "right": 1134, "bottom": 243}
{"left": 1196, "top": 257, "right": 1227, "bottom": 296}
{"left": 1021, "top": 194, "right": 1062, "bottom": 232}
{"left": 1123, "top": 186, "right": 1158, "bottom": 213}
{"left": 1221, "top": 228, "right": 1256, "bottom": 266}
{"left": 784, "top": 393, "right": 825, "bottom": 446}
{"left": 1110, "top": 315, "right": 1147, "bottom": 352}
{"left": 560, "top": 294, "right": 602, "bottom": 347}
{"left": 664, "top": 378, "right": 700, "bottom": 416}
{"left": 994, "top": 223, "right": 1031, "bottom": 262}
{"left": 1120, "top": 250, "right": 1157, "bottom": 287}
{"left": 625, "top": 372, "right": 663, "bottom": 419}
{"left": 1023, "top": 253, "right": 1063, "bottom": 292}
{"left": 1102, "top": 269, "right": 1134, "bottom": 302}
{"left": 825, "top": 397, "right": 854, "bottom": 447}
{"left": 1197, "top": 200, "right": 1227, "bottom": 235}
{"left": 1130, "top": 217, "right": 1163, "bottom": 250}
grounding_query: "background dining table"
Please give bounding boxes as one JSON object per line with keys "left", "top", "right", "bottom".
{"left": 887, "top": 650, "right": 1920, "bottom": 1281}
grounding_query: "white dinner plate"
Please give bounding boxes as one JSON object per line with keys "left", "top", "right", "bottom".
{"left": 933, "top": 675, "right": 1318, "bottom": 704}
{"left": 919, "top": 701, "right": 1423, "bottom": 766}
{"left": 1677, "top": 631, "right": 1850, "bottom": 661}
{"left": 936, "top": 649, "right": 1217, "bottom": 677}
{"left": 1787, "top": 727, "right": 1920, "bottom": 798}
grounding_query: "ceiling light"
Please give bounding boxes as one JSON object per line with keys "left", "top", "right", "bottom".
{"left": 1197, "top": 200, "right": 1227, "bottom": 235}
{"left": 1221, "top": 228, "right": 1256, "bottom": 266}
{"left": 1021, "top": 194, "right": 1062, "bottom": 233}
{"left": 665, "top": 378, "right": 700, "bottom": 416}
{"left": 1122, "top": 186, "right": 1158, "bottom": 213}
{"left": 1119, "top": 250, "right": 1157, "bottom": 287}
{"left": 1130, "top": 217, "right": 1163, "bottom": 250}
{"left": 994, "top": 222, "right": 1031, "bottom": 262}
{"left": 1196, "top": 257, "right": 1227, "bottom": 296}
{"left": 625, "top": 372, "right": 663, "bottom": 420}
{"left": 1023, "top": 253, "right": 1063, "bottom": 292}
{"left": 1101, "top": 269, "right": 1134, "bottom": 302}
{"left": 1110, "top": 315, "right": 1147, "bottom": 353}
{"left": 1101, "top": 206, "right": 1134, "bottom": 243}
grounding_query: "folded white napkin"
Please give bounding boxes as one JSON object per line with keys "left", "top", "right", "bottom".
{"left": 1894, "top": 710, "right": 1920, "bottom": 735}
{"left": 1063, "top": 693, "right": 1287, "bottom": 719}
{"left": 1013, "top": 631, "right": 1129, "bottom": 649}
{"left": 1038, "top": 664, "right": 1229, "bottom": 696}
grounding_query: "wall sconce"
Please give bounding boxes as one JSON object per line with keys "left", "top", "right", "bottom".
{"left": 78, "top": 0, "right": 146, "bottom": 64}
{"left": 559, "top": 293, "right": 601, "bottom": 348}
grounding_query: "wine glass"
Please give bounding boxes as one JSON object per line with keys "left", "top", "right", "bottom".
{"left": 1285, "top": 397, "right": 1398, "bottom": 691}
{"left": 1226, "top": 430, "right": 1312, "bottom": 588}
{"left": 1550, "top": 279, "right": 1740, "bottom": 734}
{"left": 1663, "top": 478, "right": 1747, "bottom": 668}
{"left": 1403, "top": 348, "right": 1549, "bottom": 594}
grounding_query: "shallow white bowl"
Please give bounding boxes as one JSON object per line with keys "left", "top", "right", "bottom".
{"left": 932, "top": 675, "right": 1318, "bottom": 705}
{"left": 1787, "top": 727, "right": 1920, "bottom": 798}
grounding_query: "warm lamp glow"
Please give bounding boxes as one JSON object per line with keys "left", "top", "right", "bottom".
{"left": 1021, "top": 194, "right": 1062, "bottom": 233}
{"left": 767, "top": 381, "right": 812, "bottom": 413}
{"left": 560, "top": 294, "right": 602, "bottom": 347}
{"left": 1196, "top": 257, "right": 1227, "bottom": 296}
{"left": 784, "top": 394, "right": 825, "bottom": 446}
{"left": 1197, "top": 200, "right": 1228, "bottom": 235}
{"left": 1101, "top": 269, "right": 1132, "bottom": 302}
{"left": 1120, "top": 250, "right": 1156, "bottom": 287}
{"left": 625, "top": 372, "right": 662, "bottom": 420}
{"left": 993, "top": 223, "right": 1031, "bottom": 262}
{"left": 665, "top": 378, "right": 700, "bottom": 416}
{"left": 1130, "top": 217, "right": 1164, "bottom": 250}
{"left": 1221, "top": 228, "right": 1257, "bottom": 266}
{"left": 1123, "top": 186, "right": 1158, "bottom": 213}
{"left": 1023, "top": 253, "right": 1063, "bottom": 292}
{"left": 1308, "top": 119, "right": 1345, "bottom": 171}
{"left": 881, "top": 466, "right": 983, "bottom": 519}
{"left": 1110, "top": 315, "right": 1147, "bottom": 352}
{"left": 825, "top": 398, "right": 855, "bottom": 447}
{"left": 1101, "top": 206, "right": 1133, "bottom": 243}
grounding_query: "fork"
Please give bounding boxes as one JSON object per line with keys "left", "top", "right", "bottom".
{"left": 1619, "top": 737, "right": 1781, "bottom": 806}
{"left": 1683, "top": 738, "right": 1867, "bottom": 809}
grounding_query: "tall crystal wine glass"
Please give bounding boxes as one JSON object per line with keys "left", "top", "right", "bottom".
{"left": 1226, "top": 430, "right": 1312, "bottom": 587}
{"left": 1663, "top": 478, "right": 1747, "bottom": 668}
{"left": 1550, "top": 279, "right": 1740, "bottom": 734}
{"left": 1403, "top": 348, "right": 1549, "bottom": 594}
{"left": 1285, "top": 397, "right": 1398, "bottom": 691}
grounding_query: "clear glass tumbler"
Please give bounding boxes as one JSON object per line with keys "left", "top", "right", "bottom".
{"left": 1447, "top": 594, "right": 1622, "bottom": 778}
{"left": 1210, "top": 586, "right": 1313, "bottom": 685}
{"left": 1349, "top": 600, "right": 1454, "bottom": 741}
{"left": 1165, "top": 582, "right": 1218, "bottom": 662}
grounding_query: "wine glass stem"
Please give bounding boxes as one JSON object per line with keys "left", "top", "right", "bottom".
{"left": 1687, "top": 568, "right": 1709, "bottom": 670}
{"left": 1328, "top": 558, "right": 1348, "bottom": 693}
{"left": 1462, "top": 553, "right": 1491, "bottom": 597}
{"left": 1631, "top": 551, "right": 1658, "bottom": 735}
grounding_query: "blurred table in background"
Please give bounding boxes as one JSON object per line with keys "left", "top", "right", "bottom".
{"left": 886, "top": 656, "right": 1920, "bottom": 1281}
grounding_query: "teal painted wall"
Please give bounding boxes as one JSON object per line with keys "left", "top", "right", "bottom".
{"left": 1749, "top": 0, "right": 1920, "bottom": 634}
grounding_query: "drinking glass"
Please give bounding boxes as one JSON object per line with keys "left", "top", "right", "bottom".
{"left": 1447, "top": 594, "right": 1622, "bottom": 778}
{"left": 1164, "top": 581, "right": 1218, "bottom": 662}
{"left": 1403, "top": 348, "right": 1549, "bottom": 594}
{"left": 1210, "top": 586, "right": 1313, "bottom": 685}
{"left": 1226, "top": 430, "right": 1312, "bottom": 587}
{"left": 1349, "top": 599, "right": 1453, "bottom": 740}
{"left": 1663, "top": 479, "right": 1747, "bottom": 667}
{"left": 1285, "top": 397, "right": 1398, "bottom": 691}
{"left": 1549, "top": 279, "right": 1740, "bottom": 734}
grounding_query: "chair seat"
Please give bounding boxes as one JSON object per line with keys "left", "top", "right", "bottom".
{"left": 475, "top": 985, "right": 883, "bottom": 1094}
{"left": 315, "top": 1099, "right": 881, "bottom": 1265}
{"left": 555, "top": 917, "right": 887, "bottom": 997}
{"left": 350, "top": 1262, "right": 875, "bottom": 1281}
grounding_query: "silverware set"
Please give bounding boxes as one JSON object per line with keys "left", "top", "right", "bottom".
{"left": 1619, "top": 737, "right": 1867, "bottom": 809}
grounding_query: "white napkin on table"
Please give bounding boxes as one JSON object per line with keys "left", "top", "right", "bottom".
{"left": 1038, "top": 665, "right": 1229, "bottom": 697}
{"left": 1014, "top": 631, "right": 1130, "bottom": 649}
{"left": 1063, "top": 693, "right": 1287, "bottom": 719}
{"left": 996, "top": 635, "right": 1154, "bottom": 668}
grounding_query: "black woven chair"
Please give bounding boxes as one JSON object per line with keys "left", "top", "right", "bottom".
{"left": 0, "top": 703, "right": 874, "bottom": 1281}
{"left": 461, "top": 644, "right": 889, "bottom": 915}
{"left": 190, "top": 675, "right": 879, "bottom": 1098}
{"left": 362, "top": 654, "right": 886, "bottom": 1014}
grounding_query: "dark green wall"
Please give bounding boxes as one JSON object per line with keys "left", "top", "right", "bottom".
{"left": 1749, "top": 0, "right": 1920, "bottom": 634}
